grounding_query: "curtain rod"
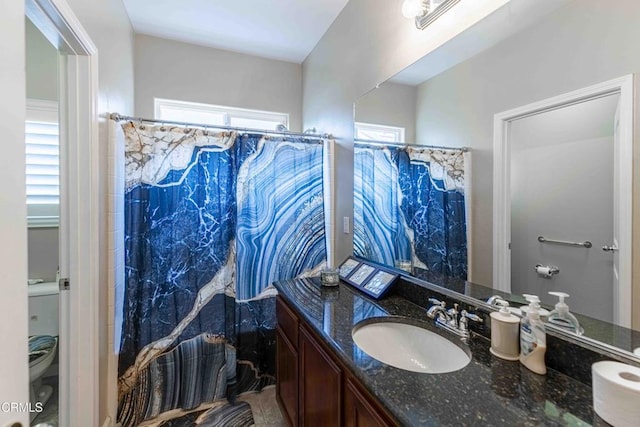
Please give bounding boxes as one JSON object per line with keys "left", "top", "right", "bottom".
{"left": 354, "top": 138, "right": 469, "bottom": 152}
{"left": 109, "top": 113, "right": 332, "bottom": 141}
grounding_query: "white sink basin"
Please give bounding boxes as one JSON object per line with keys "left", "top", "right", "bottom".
{"left": 352, "top": 319, "right": 471, "bottom": 374}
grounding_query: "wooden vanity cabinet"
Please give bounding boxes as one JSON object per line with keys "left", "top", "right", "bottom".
{"left": 276, "top": 295, "right": 397, "bottom": 427}
{"left": 276, "top": 297, "right": 299, "bottom": 425}
{"left": 299, "top": 325, "right": 342, "bottom": 425}
{"left": 344, "top": 378, "right": 390, "bottom": 427}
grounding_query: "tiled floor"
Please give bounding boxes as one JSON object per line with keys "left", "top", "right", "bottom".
{"left": 238, "top": 386, "right": 286, "bottom": 426}
{"left": 31, "top": 375, "right": 58, "bottom": 427}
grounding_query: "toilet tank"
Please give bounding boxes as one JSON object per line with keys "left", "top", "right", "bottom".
{"left": 28, "top": 282, "right": 59, "bottom": 336}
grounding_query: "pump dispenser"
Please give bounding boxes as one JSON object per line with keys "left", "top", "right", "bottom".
{"left": 547, "top": 292, "right": 583, "bottom": 335}
{"left": 490, "top": 299, "right": 520, "bottom": 360}
{"left": 519, "top": 294, "right": 547, "bottom": 375}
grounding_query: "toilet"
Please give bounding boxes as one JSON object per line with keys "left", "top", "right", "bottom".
{"left": 28, "top": 281, "right": 59, "bottom": 418}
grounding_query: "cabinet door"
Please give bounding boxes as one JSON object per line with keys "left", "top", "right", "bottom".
{"left": 345, "top": 377, "right": 393, "bottom": 427}
{"left": 276, "top": 328, "right": 298, "bottom": 426}
{"left": 299, "top": 326, "right": 342, "bottom": 426}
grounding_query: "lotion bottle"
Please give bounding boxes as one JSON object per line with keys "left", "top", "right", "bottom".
{"left": 519, "top": 294, "right": 547, "bottom": 375}
{"left": 490, "top": 299, "right": 520, "bottom": 361}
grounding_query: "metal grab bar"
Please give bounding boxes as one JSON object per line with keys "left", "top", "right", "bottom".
{"left": 537, "top": 236, "right": 592, "bottom": 248}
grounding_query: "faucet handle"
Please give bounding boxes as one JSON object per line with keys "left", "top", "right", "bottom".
{"left": 461, "top": 310, "right": 483, "bottom": 323}
{"left": 487, "top": 295, "right": 507, "bottom": 306}
{"left": 428, "top": 297, "right": 445, "bottom": 308}
{"left": 447, "top": 303, "right": 459, "bottom": 317}
{"left": 459, "top": 310, "right": 483, "bottom": 334}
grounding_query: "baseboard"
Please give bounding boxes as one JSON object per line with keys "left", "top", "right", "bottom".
{"left": 102, "top": 415, "right": 120, "bottom": 427}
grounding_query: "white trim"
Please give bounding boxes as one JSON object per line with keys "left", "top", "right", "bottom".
{"left": 324, "top": 139, "right": 336, "bottom": 267}
{"left": 354, "top": 121, "right": 405, "bottom": 143}
{"left": 493, "top": 75, "right": 634, "bottom": 327}
{"left": 154, "top": 97, "right": 289, "bottom": 129}
{"left": 26, "top": 98, "right": 58, "bottom": 122}
{"left": 463, "top": 150, "right": 473, "bottom": 282}
{"left": 28, "top": 1, "right": 100, "bottom": 426}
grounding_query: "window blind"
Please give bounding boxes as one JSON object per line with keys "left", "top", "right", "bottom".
{"left": 26, "top": 99, "right": 59, "bottom": 226}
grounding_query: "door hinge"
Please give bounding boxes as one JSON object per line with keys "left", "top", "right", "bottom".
{"left": 59, "top": 277, "right": 70, "bottom": 291}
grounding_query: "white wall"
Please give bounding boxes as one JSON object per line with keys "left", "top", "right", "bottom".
{"left": 135, "top": 34, "right": 303, "bottom": 131}
{"left": 64, "top": 0, "right": 135, "bottom": 423}
{"left": 414, "top": 0, "right": 640, "bottom": 288}
{"left": 509, "top": 95, "right": 617, "bottom": 320}
{"left": 25, "top": 19, "right": 60, "bottom": 283}
{"left": 26, "top": 19, "right": 58, "bottom": 102}
{"left": 511, "top": 134, "right": 613, "bottom": 320}
{"left": 302, "top": 0, "right": 511, "bottom": 265}
{"left": 355, "top": 82, "right": 417, "bottom": 143}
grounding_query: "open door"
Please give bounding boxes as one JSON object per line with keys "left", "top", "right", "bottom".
{"left": 493, "top": 75, "right": 633, "bottom": 327}
{"left": 0, "top": 3, "right": 30, "bottom": 426}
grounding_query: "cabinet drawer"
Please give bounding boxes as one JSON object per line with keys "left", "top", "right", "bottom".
{"left": 277, "top": 296, "right": 299, "bottom": 348}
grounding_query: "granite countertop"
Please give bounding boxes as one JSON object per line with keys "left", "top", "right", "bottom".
{"left": 274, "top": 277, "right": 598, "bottom": 426}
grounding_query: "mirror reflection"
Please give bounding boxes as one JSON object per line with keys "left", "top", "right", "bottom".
{"left": 352, "top": 18, "right": 639, "bottom": 360}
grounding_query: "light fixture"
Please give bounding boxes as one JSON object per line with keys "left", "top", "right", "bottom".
{"left": 402, "top": 0, "right": 461, "bottom": 29}
{"left": 401, "top": 0, "right": 425, "bottom": 18}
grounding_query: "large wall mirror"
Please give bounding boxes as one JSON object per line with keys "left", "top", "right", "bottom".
{"left": 352, "top": 1, "right": 640, "bottom": 362}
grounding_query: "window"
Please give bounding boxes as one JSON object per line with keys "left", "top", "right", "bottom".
{"left": 355, "top": 122, "right": 405, "bottom": 143}
{"left": 26, "top": 99, "right": 59, "bottom": 227}
{"left": 154, "top": 98, "right": 289, "bottom": 131}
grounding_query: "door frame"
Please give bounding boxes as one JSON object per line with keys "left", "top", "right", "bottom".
{"left": 493, "top": 75, "right": 633, "bottom": 328}
{"left": 26, "top": 0, "right": 100, "bottom": 425}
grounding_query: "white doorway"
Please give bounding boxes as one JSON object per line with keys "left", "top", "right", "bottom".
{"left": 493, "top": 75, "right": 633, "bottom": 328}
{"left": 0, "top": 0, "right": 99, "bottom": 426}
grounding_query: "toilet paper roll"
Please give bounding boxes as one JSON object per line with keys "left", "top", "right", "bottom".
{"left": 535, "top": 265, "right": 552, "bottom": 277}
{"left": 592, "top": 361, "right": 640, "bottom": 427}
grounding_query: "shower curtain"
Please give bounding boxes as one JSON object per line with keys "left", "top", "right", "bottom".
{"left": 354, "top": 144, "right": 468, "bottom": 279}
{"left": 115, "top": 121, "right": 327, "bottom": 426}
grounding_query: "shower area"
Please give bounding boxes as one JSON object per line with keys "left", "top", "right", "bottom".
{"left": 110, "top": 117, "right": 330, "bottom": 426}
{"left": 353, "top": 142, "right": 469, "bottom": 280}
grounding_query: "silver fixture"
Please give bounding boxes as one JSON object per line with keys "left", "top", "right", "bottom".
{"left": 535, "top": 264, "right": 560, "bottom": 277}
{"left": 355, "top": 138, "right": 469, "bottom": 152}
{"left": 459, "top": 310, "right": 483, "bottom": 335}
{"left": 537, "top": 235, "right": 592, "bottom": 248}
{"left": 426, "top": 298, "right": 483, "bottom": 338}
{"left": 486, "top": 295, "right": 507, "bottom": 306}
{"left": 403, "top": 0, "right": 461, "bottom": 30}
{"left": 602, "top": 245, "right": 619, "bottom": 252}
{"left": 109, "top": 113, "right": 332, "bottom": 141}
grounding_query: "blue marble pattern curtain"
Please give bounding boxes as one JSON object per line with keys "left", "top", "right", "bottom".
{"left": 117, "top": 122, "right": 326, "bottom": 425}
{"left": 354, "top": 144, "right": 467, "bottom": 279}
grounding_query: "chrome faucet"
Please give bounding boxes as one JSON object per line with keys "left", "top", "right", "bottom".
{"left": 486, "top": 295, "right": 507, "bottom": 306}
{"left": 426, "top": 298, "right": 450, "bottom": 321}
{"left": 427, "top": 297, "right": 483, "bottom": 338}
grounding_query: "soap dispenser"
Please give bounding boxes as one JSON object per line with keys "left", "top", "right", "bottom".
{"left": 490, "top": 299, "right": 520, "bottom": 361}
{"left": 547, "top": 292, "right": 583, "bottom": 335}
{"left": 519, "top": 294, "right": 547, "bottom": 375}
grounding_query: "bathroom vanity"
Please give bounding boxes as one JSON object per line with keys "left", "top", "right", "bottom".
{"left": 274, "top": 276, "right": 598, "bottom": 426}
{"left": 276, "top": 293, "right": 396, "bottom": 426}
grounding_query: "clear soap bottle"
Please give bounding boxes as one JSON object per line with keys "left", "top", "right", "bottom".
{"left": 547, "top": 292, "right": 583, "bottom": 335}
{"left": 519, "top": 294, "right": 546, "bottom": 375}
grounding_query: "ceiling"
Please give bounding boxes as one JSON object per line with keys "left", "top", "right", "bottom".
{"left": 122, "top": 0, "right": 350, "bottom": 63}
